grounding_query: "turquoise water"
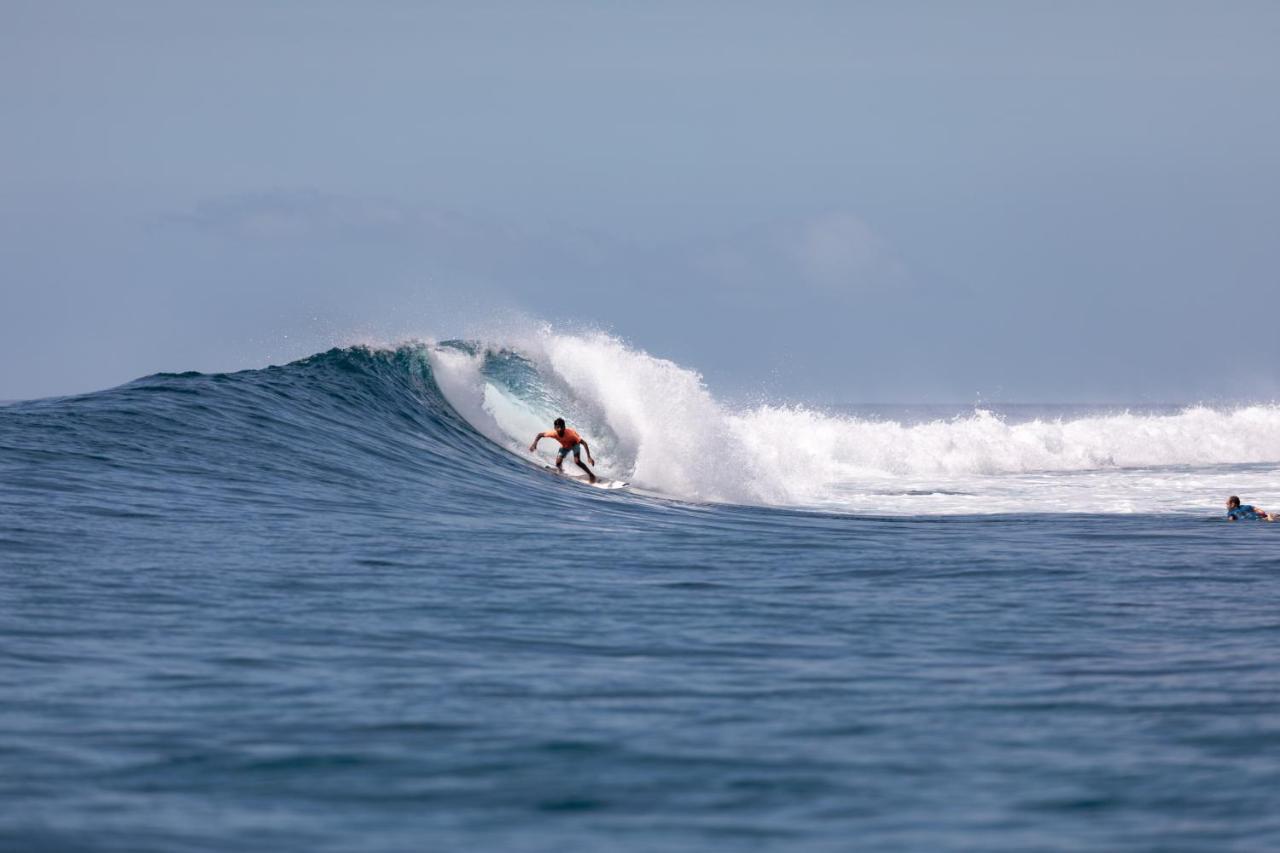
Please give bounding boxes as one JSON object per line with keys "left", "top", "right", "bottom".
{"left": 3, "top": 345, "right": 1279, "bottom": 851}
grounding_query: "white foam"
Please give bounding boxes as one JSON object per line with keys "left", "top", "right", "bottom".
{"left": 425, "top": 345, "right": 520, "bottom": 450}
{"left": 432, "top": 330, "right": 1280, "bottom": 515}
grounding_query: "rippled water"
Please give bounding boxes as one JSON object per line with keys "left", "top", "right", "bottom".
{"left": 3, "top": 345, "right": 1279, "bottom": 851}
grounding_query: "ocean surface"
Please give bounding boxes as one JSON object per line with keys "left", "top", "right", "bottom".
{"left": 3, "top": 333, "right": 1280, "bottom": 852}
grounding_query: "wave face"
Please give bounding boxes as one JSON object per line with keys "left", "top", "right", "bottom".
{"left": 0, "top": 345, "right": 596, "bottom": 559}
{"left": 4, "top": 333, "right": 1278, "bottom": 517}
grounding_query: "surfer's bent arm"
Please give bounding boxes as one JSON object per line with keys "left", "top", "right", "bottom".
{"left": 529, "top": 432, "right": 549, "bottom": 452}
{"left": 580, "top": 439, "right": 595, "bottom": 463}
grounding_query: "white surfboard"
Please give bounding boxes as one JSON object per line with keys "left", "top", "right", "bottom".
{"left": 543, "top": 465, "right": 629, "bottom": 489}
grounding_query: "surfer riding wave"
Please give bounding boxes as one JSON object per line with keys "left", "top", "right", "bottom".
{"left": 530, "top": 417, "right": 597, "bottom": 483}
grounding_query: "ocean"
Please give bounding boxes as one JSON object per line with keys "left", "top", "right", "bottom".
{"left": 3, "top": 333, "right": 1279, "bottom": 852}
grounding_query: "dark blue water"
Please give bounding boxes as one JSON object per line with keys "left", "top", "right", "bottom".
{"left": 3, "top": 346, "right": 1279, "bottom": 851}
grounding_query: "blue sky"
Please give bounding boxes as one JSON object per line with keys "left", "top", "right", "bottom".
{"left": 3, "top": 1, "right": 1278, "bottom": 402}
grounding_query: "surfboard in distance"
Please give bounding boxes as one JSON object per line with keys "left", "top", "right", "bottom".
{"left": 543, "top": 465, "right": 629, "bottom": 490}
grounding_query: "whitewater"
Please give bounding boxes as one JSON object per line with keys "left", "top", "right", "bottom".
{"left": 429, "top": 329, "right": 1280, "bottom": 515}
{"left": 4, "top": 330, "right": 1280, "bottom": 853}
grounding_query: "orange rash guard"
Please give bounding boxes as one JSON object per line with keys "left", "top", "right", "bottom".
{"left": 543, "top": 428, "right": 582, "bottom": 449}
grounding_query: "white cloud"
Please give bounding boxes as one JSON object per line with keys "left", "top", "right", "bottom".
{"left": 173, "top": 190, "right": 416, "bottom": 241}
{"left": 692, "top": 212, "right": 905, "bottom": 293}
{"left": 789, "top": 213, "right": 885, "bottom": 288}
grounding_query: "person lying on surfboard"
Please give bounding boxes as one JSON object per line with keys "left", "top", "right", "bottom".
{"left": 1226, "top": 495, "right": 1276, "bottom": 521}
{"left": 530, "top": 417, "right": 597, "bottom": 483}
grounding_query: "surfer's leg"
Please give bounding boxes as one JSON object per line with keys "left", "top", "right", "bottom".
{"left": 572, "top": 453, "right": 596, "bottom": 483}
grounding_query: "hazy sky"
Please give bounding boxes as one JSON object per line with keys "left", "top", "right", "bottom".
{"left": 3, "top": 1, "right": 1278, "bottom": 402}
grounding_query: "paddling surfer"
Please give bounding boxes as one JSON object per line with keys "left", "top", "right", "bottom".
{"left": 530, "top": 418, "right": 597, "bottom": 483}
{"left": 1226, "top": 495, "right": 1276, "bottom": 521}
